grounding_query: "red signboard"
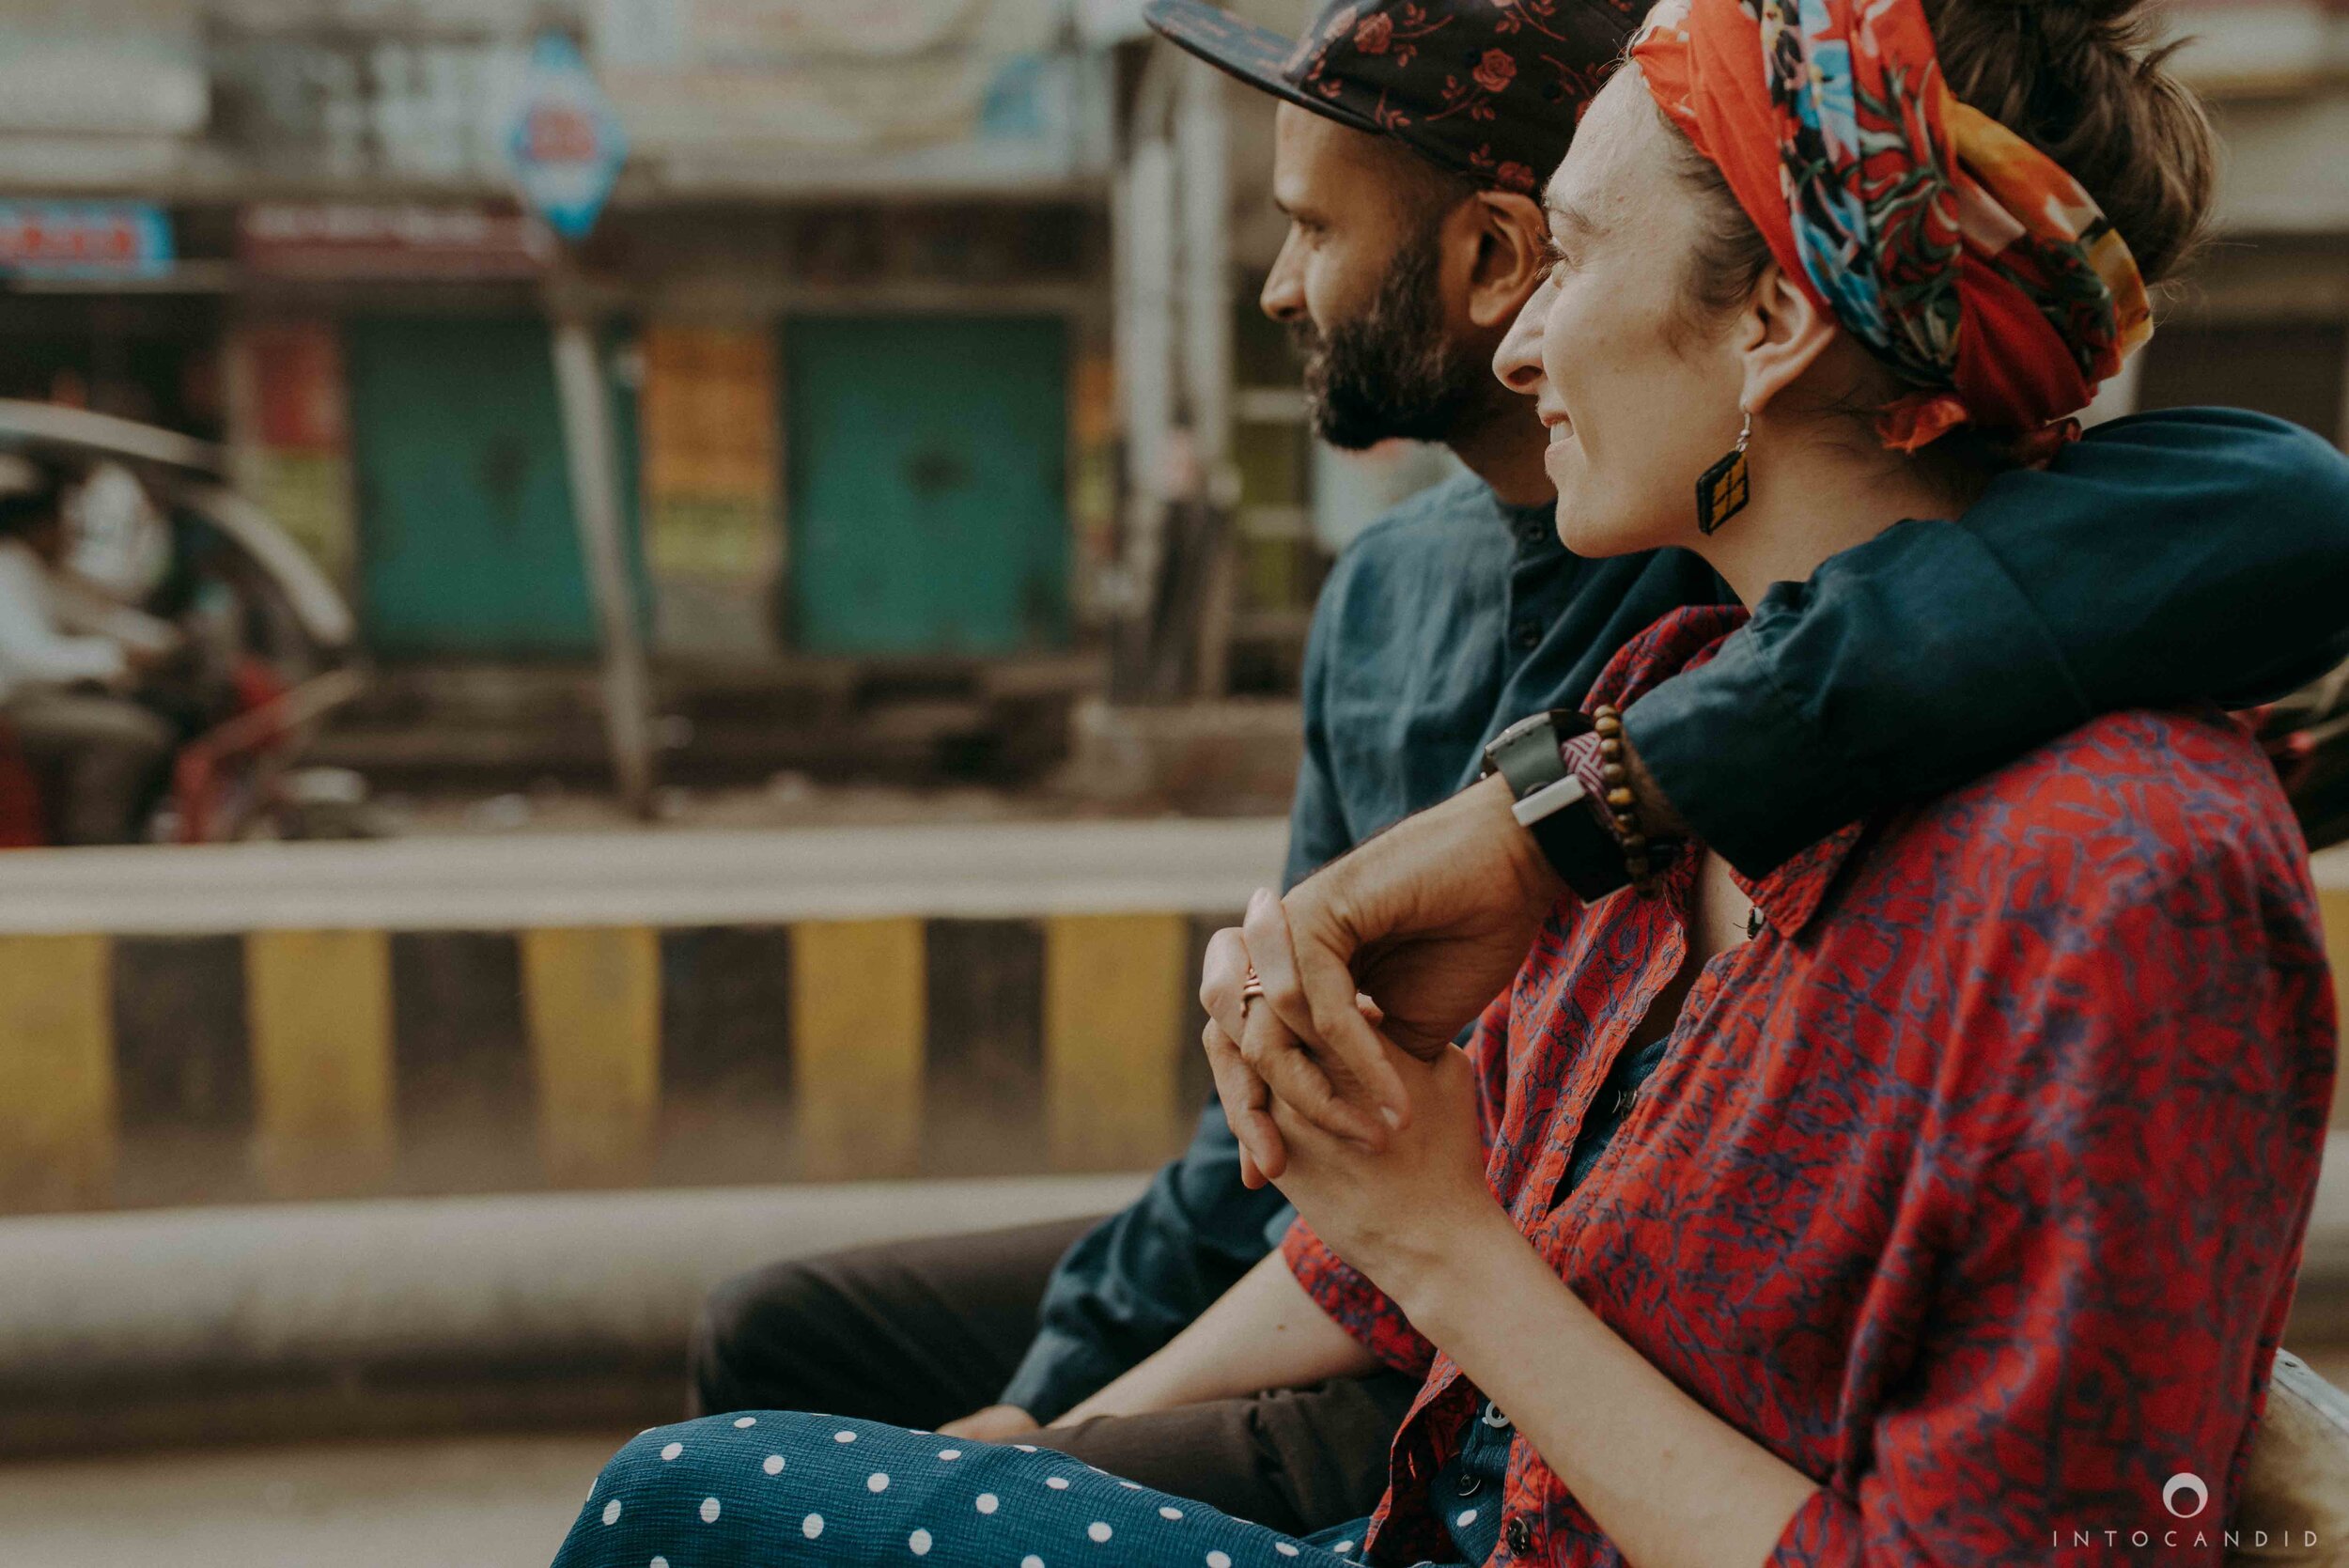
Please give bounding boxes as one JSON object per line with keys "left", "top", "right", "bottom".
{"left": 0, "top": 202, "right": 172, "bottom": 278}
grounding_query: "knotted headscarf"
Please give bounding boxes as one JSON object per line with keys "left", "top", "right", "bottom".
{"left": 1632, "top": 0, "right": 2151, "bottom": 454}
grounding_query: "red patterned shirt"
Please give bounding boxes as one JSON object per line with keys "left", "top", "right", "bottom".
{"left": 1282, "top": 606, "right": 2336, "bottom": 1566}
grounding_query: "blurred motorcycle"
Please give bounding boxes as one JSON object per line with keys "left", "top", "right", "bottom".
{"left": 0, "top": 400, "right": 361, "bottom": 846}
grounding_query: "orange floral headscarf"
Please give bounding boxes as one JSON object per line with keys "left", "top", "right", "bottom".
{"left": 1632, "top": 0, "right": 2151, "bottom": 455}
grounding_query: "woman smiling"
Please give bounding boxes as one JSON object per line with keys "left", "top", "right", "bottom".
{"left": 1196, "top": 0, "right": 2330, "bottom": 1558}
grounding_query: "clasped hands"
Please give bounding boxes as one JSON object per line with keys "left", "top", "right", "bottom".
{"left": 1194, "top": 775, "right": 1566, "bottom": 1286}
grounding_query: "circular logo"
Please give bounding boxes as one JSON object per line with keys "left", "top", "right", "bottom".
{"left": 2163, "top": 1472, "right": 2209, "bottom": 1519}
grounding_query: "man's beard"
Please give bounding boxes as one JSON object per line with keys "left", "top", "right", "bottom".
{"left": 1289, "top": 224, "right": 1492, "bottom": 451}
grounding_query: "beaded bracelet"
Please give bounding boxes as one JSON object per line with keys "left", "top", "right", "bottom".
{"left": 1591, "top": 704, "right": 1658, "bottom": 895}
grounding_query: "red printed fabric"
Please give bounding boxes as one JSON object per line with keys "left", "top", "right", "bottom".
{"left": 1280, "top": 605, "right": 2336, "bottom": 1566}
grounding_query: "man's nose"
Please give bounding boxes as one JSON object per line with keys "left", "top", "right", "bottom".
{"left": 1259, "top": 231, "right": 1305, "bottom": 321}
{"left": 1493, "top": 281, "right": 1550, "bottom": 396}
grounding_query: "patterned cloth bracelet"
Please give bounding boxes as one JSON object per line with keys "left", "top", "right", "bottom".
{"left": 1563, "top": 705, "right": 1659, "bottom": 896}
{"left": 1558, "top": 729, "right": 1613, "bottom": 829}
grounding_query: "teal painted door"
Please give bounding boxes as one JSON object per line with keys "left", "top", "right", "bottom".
{"left": 346, "top": 316, "right": 598, "bottom": 657}
{"left": 786, "top": 316, "right": 1069, "bottom": 656}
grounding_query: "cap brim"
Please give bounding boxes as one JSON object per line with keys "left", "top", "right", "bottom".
{"left": 1143, "top": 0, "right": 1382, "bottom": 136}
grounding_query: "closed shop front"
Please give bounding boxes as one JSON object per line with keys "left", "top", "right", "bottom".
{"left": 344, "top": 315, "right": 600, "bottom": 658}
{"left": 784, "top": 314, "right": 1070, "bottom": 658}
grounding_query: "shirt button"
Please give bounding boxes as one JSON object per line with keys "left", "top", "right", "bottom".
{"left": 1505, "top": 1515, "right": 1534, "bottom": 1554}
{"left": 1512, "top": 623, "right": 1539, "bottom": 651}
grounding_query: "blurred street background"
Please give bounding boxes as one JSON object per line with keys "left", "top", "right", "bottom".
{"left": 0, "top": 0, "right": 2341, "bottom": 1561}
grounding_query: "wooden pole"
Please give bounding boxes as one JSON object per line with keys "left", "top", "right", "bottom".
{"left": 1178, "top": 57, "right": 1237, "bottom": 699}
{"left": 1121, "top": 132, "right": 1178, "bottom": 691}
{"left": 551, "top": 315, "right": 655, "bottom": 817}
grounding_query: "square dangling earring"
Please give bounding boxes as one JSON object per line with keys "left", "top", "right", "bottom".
{"left": 1695, "top": 408, "right": 1752, "bottom": 535}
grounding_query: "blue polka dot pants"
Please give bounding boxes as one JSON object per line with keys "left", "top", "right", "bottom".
{"left": 553, "top": 1413, "right": 1442, "bottom": 1568}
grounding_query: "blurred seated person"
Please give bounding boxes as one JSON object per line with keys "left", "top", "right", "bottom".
{"left": 69, "top": 458, "right": 173, "bottom": 609}
{"left": 0, "top": 466, "right": 180, "bottom": 844}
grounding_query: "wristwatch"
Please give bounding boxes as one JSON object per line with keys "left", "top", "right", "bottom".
{"left": 1479, "top": 709, "right": 1632, "bottom": 901}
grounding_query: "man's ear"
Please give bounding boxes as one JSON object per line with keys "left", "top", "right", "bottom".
{"left": 1735, "top": 263, "right": 1839, "bottom": 416}
{"left": 1460, "top": 190, "right": 1549, "bottom": 332}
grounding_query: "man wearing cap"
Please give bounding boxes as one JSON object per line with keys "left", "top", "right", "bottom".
{"left": 685, "top": 0, "right": 2349, "bottom": 1536}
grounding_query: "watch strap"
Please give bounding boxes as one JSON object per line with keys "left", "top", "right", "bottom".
{"left": 1485, "top": 711, "right": 1632, "bottom": 901}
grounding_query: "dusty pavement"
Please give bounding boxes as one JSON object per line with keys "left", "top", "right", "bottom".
{"left": 0, "top": 1430, "right": 630, "bottom": 1567}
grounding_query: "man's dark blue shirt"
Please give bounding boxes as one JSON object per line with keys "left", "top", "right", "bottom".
{"left": 999, "top": 408, "right": 2349, "bottom": 1421}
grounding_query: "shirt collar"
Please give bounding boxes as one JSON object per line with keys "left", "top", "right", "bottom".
{"left": 1729, "top": 820, "right": 1866, "bottom": 939}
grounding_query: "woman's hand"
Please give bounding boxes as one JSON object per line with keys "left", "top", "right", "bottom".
{"left": 1201, "top": 776, "right": 1558, "bottom": 1179}
{"left": 1273, "top": 1034, "right": 1508, "bottom": 1304}
{"left": 1199, "top": 934, "right": 1391, "bottom": 1187}
{"left": 1208, "top": 995, "right": 1508, "bottom": 1300}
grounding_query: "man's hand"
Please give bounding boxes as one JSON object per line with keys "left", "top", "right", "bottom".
{"left": 1201, "top": 774, "right": 1561, "bottom": 1179}
{"left": 935, "top": 1405, "right": 1039, "bottom": 1442}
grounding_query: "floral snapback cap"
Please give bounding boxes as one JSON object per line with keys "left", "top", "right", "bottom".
{"left": 1143, "top": 0, "right": 1645, "bottom": 193}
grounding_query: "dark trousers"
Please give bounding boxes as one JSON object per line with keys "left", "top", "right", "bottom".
{"left": 689, "top": 1215, "right": 1419, "bottom": 1537}
{"left": 10, "top": 690, "right": 172, "bottom": 846}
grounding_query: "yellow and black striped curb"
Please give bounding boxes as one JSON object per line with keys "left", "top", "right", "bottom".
{"left": 0, "top": 913, "right": 1238, "bottom": 1216}
{"left": 8, "top": 877, "right": 2348, "bottom": 1219}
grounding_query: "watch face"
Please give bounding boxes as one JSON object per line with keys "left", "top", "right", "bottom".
{"left": 1484, "top": 710, "right": 1557, "bottom": 782}
{"left": 1494, "top": 712, "right": 1549, "bottom": 749}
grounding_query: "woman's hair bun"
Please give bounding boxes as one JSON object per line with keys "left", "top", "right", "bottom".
{"left": 1925, "top": 0, "right": 2214, "bottom": 283}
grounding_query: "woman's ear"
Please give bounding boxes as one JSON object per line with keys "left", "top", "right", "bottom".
{"left": 1461, "top": 190, "right": 1550, "bottom": 332}
{"left": 1734, "top": 263, "right": 1839, "bottom": 416}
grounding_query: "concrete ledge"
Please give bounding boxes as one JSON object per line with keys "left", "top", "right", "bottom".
{"left": 0, "top": 1173, "right": 1145, "bottom": 1455}
{"left": 0, "top": 820, "right": 1289, "bottom": 935}
{"left": 0, "top": 1148, "right": 2342, "bottom": 1456}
